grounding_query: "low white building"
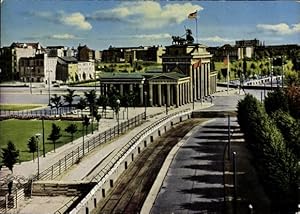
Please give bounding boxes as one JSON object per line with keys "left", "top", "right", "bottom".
{"left": 77, "top": 61, "right": 95, "bottom": 81}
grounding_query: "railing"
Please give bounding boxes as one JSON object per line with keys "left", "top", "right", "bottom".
{"left": 35, "top": 112, "right": 146, "bottom": 181}
{"left": 0, "top": 107, "right": 75, "bottom": 118}
{"left": 0, "top": 112, "right": 145, "bottom": 214}
{"left": 63, "top": 108, "right": 191, "bottom": 214}
{"left": 91, "top": 109, "right": 188, "bottom": 182}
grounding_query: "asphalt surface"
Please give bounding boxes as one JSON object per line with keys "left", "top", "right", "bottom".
{"left": 150, "top": 118, "right": 236, "bottom": 213}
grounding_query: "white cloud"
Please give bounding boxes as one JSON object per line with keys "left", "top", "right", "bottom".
{"left": 133, "top": 33, "right": 171, "bottom": 40}
{"left": 50, "top": 33, "right": 76, "bottom": 40}
{"left": 89, "top": 2, "right": 203, "bottom": 29}
{"left": 257, "top": 23, "right": 300, "bottom": 35}
{"left": 30, "top": 11, "right": 92, "bottom": 30}
{"left": 60, "top": 12, "right": 92, "bottom": 30}
{"left": 201, "top": 36, "right": 234, "bottom": 43}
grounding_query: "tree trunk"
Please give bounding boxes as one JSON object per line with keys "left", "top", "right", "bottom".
{"left": 53, "top": 141, "right": 56, "bottom": 152}
{"left": 32, "top": 152, "right": 34, "bottom": 162}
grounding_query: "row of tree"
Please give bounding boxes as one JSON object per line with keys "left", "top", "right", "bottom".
{"left": 50, "top": 88, "right": 138, "bottom": 120}
{"left": 237, "top": 89, "right": 299, "bottom": 212}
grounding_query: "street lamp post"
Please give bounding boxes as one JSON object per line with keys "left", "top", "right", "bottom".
{"left": 35, "top": 133, "right": 41, "bottom": 179}
{"left": 144, "top": 91, "right": 147, "bottom": 119}
{"left": 116, "top": 99, "right": 120, "bottom": 134}
{"left": 46, "top": 70, "right": 52, "bottom": 106}
{"left": 28, "top": 66, "right": 33, "bottom": 94}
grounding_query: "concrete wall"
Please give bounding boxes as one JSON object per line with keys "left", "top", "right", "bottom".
{"left": 69, "top": 111, "right": 192, "bottom": 214}
{"left": 32, "top": 181, "right": 96, "bottom": 197}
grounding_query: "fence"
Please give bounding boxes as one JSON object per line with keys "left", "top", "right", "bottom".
{"left": 64, "top": 109, "right": 191, "bottom": 214}
{"left": 0, "top": 112, "right": 145, "bottom": 214}
{"left": 36, "top": 112, "right": 145, "bottom": 181}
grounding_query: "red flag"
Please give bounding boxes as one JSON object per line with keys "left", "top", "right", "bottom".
{"left": 193, "top": 59, "right": 201, "bottom": 69}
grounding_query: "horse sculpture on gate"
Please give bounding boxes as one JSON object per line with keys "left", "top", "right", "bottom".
{"left": 171, "top": 28, "right": 195, "bottom": 45}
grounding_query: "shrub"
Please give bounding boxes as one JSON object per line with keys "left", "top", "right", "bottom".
{"left": 264, "top": 88, "right": 289, "bottom": 115}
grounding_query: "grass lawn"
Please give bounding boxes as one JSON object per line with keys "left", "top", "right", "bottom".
{"left": 0, "top": 119, "right": 96, "bottom": 162}
{"left": 0, "top": 104, "right": 44, "bottom": 111}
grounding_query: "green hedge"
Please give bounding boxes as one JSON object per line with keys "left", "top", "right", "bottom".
{"left": 237, "top": 94, "right": 298, "bottom": 212}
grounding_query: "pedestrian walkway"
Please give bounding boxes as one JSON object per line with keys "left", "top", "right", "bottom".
{"left": 11, "top": 107, "right": 165, "bottom": 179}
{"left": 3, "top": 102, "right": 213, "bottom": 214}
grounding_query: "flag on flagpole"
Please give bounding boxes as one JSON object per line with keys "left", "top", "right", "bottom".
{"left": 188, "top": 11, "right": 197, "bottom": 19}
{"left": 193, "top": 59, "right": 201, "bottom": 69}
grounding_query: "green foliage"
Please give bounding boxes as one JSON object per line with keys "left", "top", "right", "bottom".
{"left": 264, "top": 88, "right": 289, "bottom": 115}
{"left": 50, "top": 94, "right": 62, "bottom": 114}
{"left": 237, "top": 94, "right": 298, "bottom": 211}
{"left": 84, "top": 90, "right": 97, "bottom": 113}
{"left": 97, "top": 95, "right": 109, "bottom": 118}
{"left": 82, "top": 115, "right": 90, "bottom": 135}
{"left": 272, "top": 110, "right": 300, "bottom": 159}
{"left": 47, "top": 124, "right": 62, "bottom": 152}
{"left": 27, "top": 136, "right": 37, "bottom": 161}
{"left": 65, "top": 123, "right": 78, "bottom": 143}
{"left": 1, "top": 141, "right": 19, "bottom": 172}
{"left": 77, "top": 97, "right": 87, "bottom": 114}
{"left": 286, "top": 86, "right": 300, "bottom": 119}
{"left": 63, "top": 89, "right": 77, "bottom": 110}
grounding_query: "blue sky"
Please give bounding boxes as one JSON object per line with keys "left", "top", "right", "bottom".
{"left": 1, "top": 0, "right": 300, "bottom": 50}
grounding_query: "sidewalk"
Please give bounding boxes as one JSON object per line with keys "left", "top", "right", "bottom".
{"left": 7, "top": 102, "right": 213, "bottom": 214}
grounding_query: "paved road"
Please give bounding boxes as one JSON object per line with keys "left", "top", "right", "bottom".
{"left": 151, "top": 117, "right": 239, "bottom": 214}
{"left": 94, "top": 120, "right": 204, "bottom": 214}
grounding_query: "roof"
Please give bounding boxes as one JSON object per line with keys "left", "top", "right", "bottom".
{"left": 57, "top": 56, "right": 78, "bottom": 65}
{"left": 146, "top": 72, "right": 188, "bottom": 80}
{"left": 99, "top": 72, "right": 144, "bottom": 80}
{"left": 60, "top": 56, "right": 78, "bottom": 63}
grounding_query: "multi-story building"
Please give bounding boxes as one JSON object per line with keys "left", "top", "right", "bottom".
{"left": 235, "top": 39, "right": 262, "bottom": 59}
{"left": 102, "top": 46, "right": 165, "bottom": 64}
{"left": 56, "top": 56, "right": 95, "bottom": 82}
{"left": 0, "top": 42, "right": 44, "bottom": 80}
{"left": 46, "top": 46, "right": 65, "bottom": 57}
{"left": 77, "top": 45, "right": 95, "bottom": 62}
{"left": 19, "top": 53, "right": 57, "bottom": 84}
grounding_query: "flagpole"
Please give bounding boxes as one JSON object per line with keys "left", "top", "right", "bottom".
{"left": 195, "top": 15, "right": 198, "bottom": 43}
{"left": 227, "top": 54, "right": 230, "bottom": 94}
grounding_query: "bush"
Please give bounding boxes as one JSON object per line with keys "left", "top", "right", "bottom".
{"left": 272, "top": 110, "right": 300, "bottom": 159}
{"left": 237, "top": 94, "right": 298, "bottom": 212}
{"left": 264, "top": 88, "right": 289, "bottom": 115}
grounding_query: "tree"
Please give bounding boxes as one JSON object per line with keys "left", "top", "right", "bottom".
{"left": 95, "top": 114, "right": 101, "bottom": 131}
{"left": 97, "top": 95, "right": 109, "bottom": 118}
{"left": 50, "top": 94, "right": 62, "bottom": 115}
{"left": 1, "top": 141, "right": 19, "bottom": 172}
{"left": 27, "top": 136, "right": 37, "bottom": 162}
{"left": 47, "top": 124, "right": 62, "bottom": 152}
{"left": 272, "top": 110, "right": 300, "bottom": 159}
{"left": 264, "top": 88, "right": 289, "bottom": 115}
{"left": 84, "top": 90, "right": 97, "bottom": 114}
{"left": 121, "top": 93, "right": 131, "bottom": 119}
{"left": 65, "top": 124, "right": 78, "bottom": 143}
{"left": 63, "top": 89, "right": 77, "bottom": 111}
{"left": 286, "top": 85, "right": 300, "bottom": 119}
{"left": 77, "top": 97, "right": 87, "bottom": 116}
{"left": 82, "top": 115, "right": 90, "bottom": 135}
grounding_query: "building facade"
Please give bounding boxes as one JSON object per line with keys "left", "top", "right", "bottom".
{"left": 99, "top": 43, "right": 217, "bottom": 107}
{"left": 0, "top": 42, "right": 44, "bottom": 80}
